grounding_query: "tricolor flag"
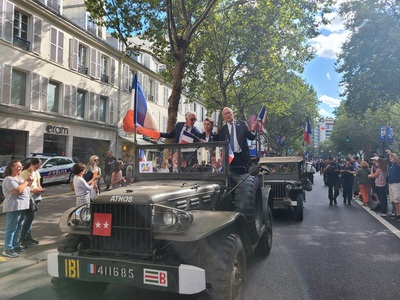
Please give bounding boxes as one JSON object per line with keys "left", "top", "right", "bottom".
{"left": 139, "top": 149, "right": 147, "bottom": 162}
{"left": 257, "top": 106, "right": 266, "bottom": 125}
{"left": 123, "top": 74, "right": 160, "bottom": 140}
{"left": 181, "top": 130, "right": 194, "bottom": 144}
{"left": 304, "top": 117, "right": 312, "bottom": 145}
{"left": 88, "top": 264, "right": 96, "bottom": 274}
{"left": 228, "top": 143, "right": 235, "bottom": 164}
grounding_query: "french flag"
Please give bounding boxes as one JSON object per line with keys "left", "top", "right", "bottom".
{"left": 228, "top": 143, "right": 235, "bottom": 164}
{"left": 181, "top": 130, "right": 194, "bottom": 144}
{"left": 304, "top": 117, "right": 312, "bottom": 145}
{"left": 257, "top": 106, "right": 266, "bottom": 125}
{"left": 123, "top": 74, "right": 160, "bottom": 140}
{"left": 139, "top": 149, "right": 147, "bottom": 162}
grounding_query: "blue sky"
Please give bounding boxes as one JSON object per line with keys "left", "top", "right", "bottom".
{"left": 302, "top": 2, "right": 349, "bottom": 118}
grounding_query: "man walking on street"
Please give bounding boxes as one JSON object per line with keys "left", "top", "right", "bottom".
{"left": 104, "top": 150, "right": 116, "bottom": 191}
{"left": 323, "top": 156, "right": 342, "bottom": 205}
{"left": 341, "top": 157, "right": 356, "bottom": 205}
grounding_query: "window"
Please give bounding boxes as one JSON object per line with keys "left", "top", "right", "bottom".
{"left": 99, "top": 96, "right": 107, "bottom": 122}
{"left": 11, "top": 69, "right": 26, "bottom": 106}
{"left": 163, "top": 87, "right": 169, "bottom": 107}
{"left": 50, "top": 27, "right": 64, "bottom": 64}
{"left": 13, "top": 10, "right": 29, "bottom": 51}
{"left": 47, "top": 81, "right": 59, "bottom": 113}
{"left": 101, "top": 55, "right": 108, "bottom": 83}
{"left": 78, "top": 44, "right": 88, "bottom": 74}
{"left": 77, "top": 90, "right": 85, "bottom": 118}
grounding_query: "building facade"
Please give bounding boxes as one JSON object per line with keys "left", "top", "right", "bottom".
{"left": 0, "top": 0, "right": 207, "bottom": 166}
{"left": 312, "top": 118, "right": 335, "bottom": 148}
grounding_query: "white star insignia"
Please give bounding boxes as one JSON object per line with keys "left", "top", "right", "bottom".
{"left": 95, "top": 221, "right": 101, "bottom": 228}
{"left": 103, "top": 221, "right": 109, "bottom": 229}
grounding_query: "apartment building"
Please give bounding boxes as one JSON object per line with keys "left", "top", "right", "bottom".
{"left": 312, "top": 118, "right": 335, "bottom": 147}
{"left": 0, "top": 0, "right": 206, "bottom": 165}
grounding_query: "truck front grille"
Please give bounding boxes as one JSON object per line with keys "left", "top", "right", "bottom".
{"left": 90, "top": 203, "right": 153, "bottom": 257}
{"left": 270, "top": 183, "right": 286, "bottom": 199}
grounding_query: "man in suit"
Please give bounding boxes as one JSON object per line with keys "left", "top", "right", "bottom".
{"left": 160, "top": 111, "right": 201, "bottom": 143}
{"left": 217, "top": 107, "right": 257, "bottom": 170}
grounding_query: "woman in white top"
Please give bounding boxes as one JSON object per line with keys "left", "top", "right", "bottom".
{"left": 2, "top": 159, "right": 33, "bottom": 258}
{"left": 72, "top": 162, "right": 97, "bottom": 206}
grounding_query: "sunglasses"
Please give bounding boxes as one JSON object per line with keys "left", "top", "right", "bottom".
{"left": 189, "top": 118, "right": 197, "bottom": 122}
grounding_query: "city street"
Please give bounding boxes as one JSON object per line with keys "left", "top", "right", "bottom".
{"left": 1, "top": 174, "right": 400, "bottom": 299}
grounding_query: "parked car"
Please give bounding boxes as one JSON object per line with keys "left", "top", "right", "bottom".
{"left": 0, "top": 153, "right": 75, "bottom": 186}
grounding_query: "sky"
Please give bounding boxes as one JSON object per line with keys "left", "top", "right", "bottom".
{"left": 302, "top": 1, "right": 350, "bottom": 118}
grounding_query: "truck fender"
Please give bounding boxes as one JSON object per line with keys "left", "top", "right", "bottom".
{"left": 155, "top": 210, "right": 250, "bottom": 242}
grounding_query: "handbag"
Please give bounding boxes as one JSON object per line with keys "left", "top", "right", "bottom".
{"left": 29, "top": 198, "right": 38, "bottom": 213}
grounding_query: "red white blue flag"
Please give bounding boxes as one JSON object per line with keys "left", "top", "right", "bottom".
{"left": 304, "top": 117, "right": 312, "bottom": 145}
{"left": 257, "top": 106, "right": 266, "bottom": 125}
{"left": 228, "top": 143, "right": 235, "bottom": 164}
{"left": 181, "top": 130, "right": 194, "bottom": 144}
{"left": 123, "top": 74, "right": 160, "bottom": 140}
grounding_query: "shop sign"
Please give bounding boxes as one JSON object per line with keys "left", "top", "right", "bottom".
{"left": 46, "top": 125, "right": 69, "bottom": 135}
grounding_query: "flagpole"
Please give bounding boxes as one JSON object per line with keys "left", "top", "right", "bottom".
{"left": 133, "top": 74, "right": 138, "bottom": 144}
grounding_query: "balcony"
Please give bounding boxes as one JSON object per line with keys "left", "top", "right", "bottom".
{"left": 101, "top": 74, "right": 109, "bottom": 83}
{"left": 13, "top": 36, "right": 30, "bottom": 51}
{"left": 78, "top": 65, "right": 88, "bottom": 75}
{"left": 47, "top": 0, "right": 60, "bottom": 13}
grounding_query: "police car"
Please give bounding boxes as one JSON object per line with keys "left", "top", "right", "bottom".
{"left": 0, "top": 153, "right": 75, "bottom": 186}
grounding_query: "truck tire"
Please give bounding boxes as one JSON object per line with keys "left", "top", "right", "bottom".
{"left": 294, "top": 193, "right": 304, "bottom": 222}
{"left": 255, "top": 208, "right": 273, "bottom": 257}
{"left": 199, "top": 234, "right": 246, "bottom": 300}
{"left": 233, "top": 175, "right": 262, "bottom": 243}
{"left": 57, "top": 234, "right": 89, "bottom": 253}
{"left": 51, "top": 277, "right": 108, "bottom": 300}
{"left": 52, "top": 234, "right": 108, "bottom": 299}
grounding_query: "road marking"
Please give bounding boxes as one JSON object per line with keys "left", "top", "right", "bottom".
{"left": 0, "top": 256, "right": 8, "bottom": 262}
{"left": 356, "top": 199, "right": 400, "bottom": 238}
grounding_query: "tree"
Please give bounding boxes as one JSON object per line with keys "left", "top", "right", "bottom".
{"left": 85, "top": 0, "right": 220, "bottom": 132}
{"left": 336, "top": 0, "right": 400, "bottom": 115}
{"left": 195, "top": 0, "right": 332, "bottom": 125}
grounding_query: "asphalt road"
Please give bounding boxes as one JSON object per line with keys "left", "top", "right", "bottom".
{"left": 1, "top": 175, "right": 400, "bottom": 300}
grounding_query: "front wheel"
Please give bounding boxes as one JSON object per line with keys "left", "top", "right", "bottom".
{"left": 199, "top": 234, "right": 246, "bottom": 300}
{"left": 255, "top": 208, "right": 273, "bottom": 257}
{"left": 294, "top": 193, "right": 304, "bottom": 222}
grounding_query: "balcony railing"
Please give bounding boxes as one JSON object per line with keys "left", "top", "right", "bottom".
{"left": 78, "top": 65, "right": 88, "bottom": 75}
{"left": 13, "top": 36, "right": 30, "bottom": 51}
{"left": 101, "top": 74, "right": 109, "bottom": 83}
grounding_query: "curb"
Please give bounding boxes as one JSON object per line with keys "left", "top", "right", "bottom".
{"left": 0, "top": 248, "right": 56, "bottom": 278}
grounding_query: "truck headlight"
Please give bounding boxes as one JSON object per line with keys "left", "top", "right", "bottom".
{"left": 286, "top": 184, "right": 293, "bottom": 190}
{"left": 153, "top": 204, "right": 193, "bottom": 233}
{"left": 79, "top": 206, "right": 91, "bottom": 222}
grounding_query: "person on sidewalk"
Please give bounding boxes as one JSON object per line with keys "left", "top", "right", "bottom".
{"left": 2, "top": 160, "right": 33, "bottom": 258}
{"left": 340, "top": 157, "right": 356, "bottom": 205}
{"left": 322, "top": 156, "right": 342, "bottom": 205}
{"left": 103, "top": 150, "right": 116, "bottom": 191}
{"left": 368, "top": 158, "right": 388, "bottom": 216}
{"left": 19, "top": 158, "right": 45, "bottom": 247}
{"left": 386, "top": 151, "right": 400, "bottom": 221}
{"left": 356, "top": 160, "right": 373, "bottom": 206}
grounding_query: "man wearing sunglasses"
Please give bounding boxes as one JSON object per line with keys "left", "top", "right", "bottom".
{"left": 160, "top": 111, "right": 201, "bottom": 143}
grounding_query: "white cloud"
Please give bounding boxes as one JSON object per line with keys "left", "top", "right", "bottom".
{"left": 311, "top": 7, "right": 351, "bottom": 59}
{"left": 319, "top": 107, "right": 331, "bottom": 117}
{"left": 326, "top": 73, "right": 331, "bottom": 80}
{"left": 320, "top": 95, "right": 341, "bottom": 108}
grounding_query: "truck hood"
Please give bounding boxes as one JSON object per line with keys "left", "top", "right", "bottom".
{"left": 94, "top": 180, "right": 223, "bottom": 207}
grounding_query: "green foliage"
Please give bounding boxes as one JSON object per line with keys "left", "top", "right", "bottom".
{"left": 336, "top": 0, "right": 400, "bottom": 115}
